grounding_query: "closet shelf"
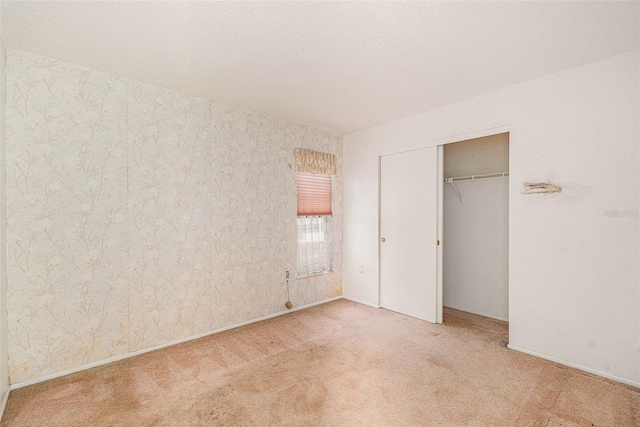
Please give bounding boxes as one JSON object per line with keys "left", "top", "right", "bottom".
{"left": 444, "top": 171, "right": 509, "bottom": 183}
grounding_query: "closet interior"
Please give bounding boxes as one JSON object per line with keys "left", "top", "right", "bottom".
{"left": 443, "top": 133, "right": 510, "bottom": 322}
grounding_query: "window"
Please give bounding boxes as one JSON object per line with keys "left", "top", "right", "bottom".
{"left": 296, "top": 172, "right": 333, "bottom": 278}
{"left": 294, "top": 148, "right": 336, "bottom": 278}
{"left": 297, "top": 216, "right": 332, "bottom": 278}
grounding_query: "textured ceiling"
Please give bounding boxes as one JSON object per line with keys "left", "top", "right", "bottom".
{"left": 1, "top": 1, "right": 639, "bottom": 135}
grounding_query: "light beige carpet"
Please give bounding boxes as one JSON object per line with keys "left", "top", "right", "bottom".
{"left": 2, "top": 300, "right": 638, "bottom": 426}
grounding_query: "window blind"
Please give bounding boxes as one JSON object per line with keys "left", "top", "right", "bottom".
{"left": 297, "top": 173, "right": 332, "bottom": 216}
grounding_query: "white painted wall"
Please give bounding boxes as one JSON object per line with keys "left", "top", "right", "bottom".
{"left": 443, "top": 178, "right": 509, "bottom": 321}
{"left": 0, "top": 39, "right": 9, "bottom": 415}
{"left": 343, "top": 49, "right": 640, "bottom": 386}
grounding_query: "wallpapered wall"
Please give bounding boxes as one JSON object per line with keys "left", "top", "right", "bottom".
{"left": 5, "top": 49, "right": 343, "bottom": 384}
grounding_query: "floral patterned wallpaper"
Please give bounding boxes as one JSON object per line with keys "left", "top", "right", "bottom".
{"left": 5, "top": 49, "right": 342, "bottom": 384}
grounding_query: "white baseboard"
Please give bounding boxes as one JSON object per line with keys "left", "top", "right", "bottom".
{"left": 10, "top": 296, "right": 343, "bottom": 390}
{"left": 507, "top": 344, "right": 640, "bottom": 389}
{"left": 0, "top": 387, "right": 9, "bottom": 422}
{"left": 342, "top": 296, "right": 380, "bottom": 309}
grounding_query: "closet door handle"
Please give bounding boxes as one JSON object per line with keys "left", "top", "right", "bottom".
{"left": 381, "top": 237, "right": 386, "bottom": 243}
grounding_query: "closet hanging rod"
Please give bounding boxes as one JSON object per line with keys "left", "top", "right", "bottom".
{"left": 444, "top": 171, "right": 509, "bottom": 183}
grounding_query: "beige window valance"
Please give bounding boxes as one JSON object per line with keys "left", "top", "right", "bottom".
{"left": 294, "top": 148, "right": 337, "bottom": 176}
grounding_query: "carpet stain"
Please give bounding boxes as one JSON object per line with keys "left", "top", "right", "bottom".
{"left": 190, "top": 386, "right": 251, "bottom": 426}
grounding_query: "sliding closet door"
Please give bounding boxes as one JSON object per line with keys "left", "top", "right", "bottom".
{"left": 380, "top": 146, "right": 439, "bottom": 323}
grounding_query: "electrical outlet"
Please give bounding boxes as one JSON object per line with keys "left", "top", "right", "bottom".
{"left": 285, "top": 271, "right": 289, "bottom": 278}
{"left": 359, "top": 265, "right": 365, "bottom": 274}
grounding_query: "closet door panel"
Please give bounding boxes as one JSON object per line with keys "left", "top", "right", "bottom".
{"left": 380, "top": 147, "right": 438, "bottom": 323}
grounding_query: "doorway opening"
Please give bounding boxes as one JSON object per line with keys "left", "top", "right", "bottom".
{"left": 441, "top": 133, "right": 509, "bottom": 344}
